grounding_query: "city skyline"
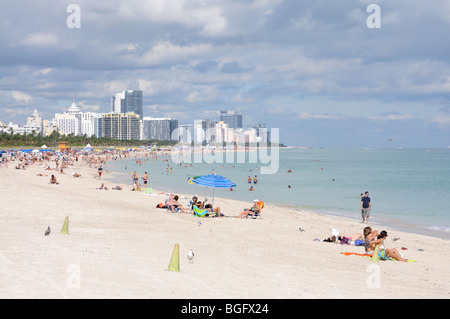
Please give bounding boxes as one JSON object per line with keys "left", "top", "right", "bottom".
{"left": 1, "top": 1, "right": 450, "bottom": 148}
{"left": 1, "top": 100, "right": 269, "bottom": 146}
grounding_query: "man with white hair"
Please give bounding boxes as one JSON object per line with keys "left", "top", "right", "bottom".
{"left": 235, "top": 199, "right": 261, "bottom": 219}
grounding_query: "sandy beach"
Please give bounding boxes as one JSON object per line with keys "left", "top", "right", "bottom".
{"left": 1, "top": 152, "right": 449, "bottom": 299}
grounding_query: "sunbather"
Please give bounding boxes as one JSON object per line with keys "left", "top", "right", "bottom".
{"left": 50, "top": 175, "right": 58, "bottom": 184}
{"left": 205, "top": 203, "right": 223, "bottom": 217}
{"left": 368, "top": 230, "right": 407, "bottom": 262}
{"left": 363, "top": 226, "right": 379, "bottom": 253}
{"left": 236, "top": 199, "right": 261, "bottom": 219}
{"left": 166, "top": 195, "right": 187, "bottom": 213}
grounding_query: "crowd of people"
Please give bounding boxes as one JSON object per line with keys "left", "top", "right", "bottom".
{"left": 1, "top": 147, "right": 409, "bottom": 263}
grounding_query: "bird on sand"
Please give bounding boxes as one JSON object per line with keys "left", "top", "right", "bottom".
{"left": 187, "top": 249, "right": 194, "bottom": 263}
{"left": 45, "top": 226, "right": 51, "bottom": 236}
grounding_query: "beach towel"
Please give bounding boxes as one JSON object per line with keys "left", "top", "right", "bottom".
{"left": 340, "top": 252, "right": 417, "bottom": 263}
{"left": 341, "top": 252, "right": 373, "bottom": 257}
{"left": 193, "top": 205, "right": 209, "bottom": 217}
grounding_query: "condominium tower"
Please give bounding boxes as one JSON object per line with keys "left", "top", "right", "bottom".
{"left": 111, "top": 90, "right": 143, "bottom": 119}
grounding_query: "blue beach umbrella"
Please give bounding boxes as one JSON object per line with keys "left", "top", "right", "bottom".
{"left": 192, "top": 174, "right": 236, "bottom": 206}
{"left": 192, "top": 174, "right": 236, "bottom": 188}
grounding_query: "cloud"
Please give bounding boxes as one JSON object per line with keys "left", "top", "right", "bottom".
{"left": 1, "top": 1, "right": 450, "bottom": 147}
{"left": 11, "top": 91, "right": 33, "bottom": 103}
{"left": 19, "top": 32, "right": 59, "bottom": 47}
{"left": 368, "top": 114, "right": 414, "bottom": 121}
{"left": 432, "top": 116, "right": 450, "bottom": 127}
{"left": 220, "top": 61, "right": 248, "bottom": 74}
{"left": 297, "top": 113, "right": 343, "bottom": 120}
{"left": 135, "top": 41, "right": 213, "bottom": 67}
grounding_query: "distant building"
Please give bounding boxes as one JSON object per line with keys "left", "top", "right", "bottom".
{"left": 54, "top": 100, "right": 98, "bottom": 137}
{"left": 25, "top": 110, "right": 44, "bottom": 135}
{"left": 142, "top": 117, "right": 178, "bottom": 141}
{"left": 177, "top": 124, "right": 194, "bottom": 143}
{"left": 111, "top": 90, "right": 143, "bottom": 119}
{"left": 214, "top": 121, "right": 229, "bottom": 144}
{"left": 220, "top": 110, "right": 242, "bottom": 129}
{"left": 92, "top": 114, "right": 103, "bottom": 138}
{"left": 254, "top": 122, "right": 271, "bottom": 144}
{"left": 54, "top": 113, "right": 79, "bottom": 136}
{"left": 101, "top": 113, "right": 141, "bottom": 140}
{"left": 193, "top": 119, "right": 216, "bottom": 144}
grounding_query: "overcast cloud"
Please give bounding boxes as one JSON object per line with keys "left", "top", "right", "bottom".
{"left": 1, "top": 0, "right": 450, "bottom": 147}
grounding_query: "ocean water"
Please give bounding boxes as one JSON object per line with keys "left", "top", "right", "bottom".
{"left": 104, "top": 148, "right": 450, "bottom": 239}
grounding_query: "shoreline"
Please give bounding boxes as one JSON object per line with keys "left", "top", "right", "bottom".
{"left": 1, "top": 150, "right": 450, "bottom": 298}
{"left": 102, "top": 157, "right": 450, "bottom": 242}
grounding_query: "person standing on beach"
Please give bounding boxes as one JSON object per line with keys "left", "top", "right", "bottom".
{"left": 143, "top": 172, "right": 148, "bottom": 187}
{"left": 361, "top": 191, "right": 371, "bottom": 224}
{"left": 132, "top": 171, "right": 138, "bottom": 185}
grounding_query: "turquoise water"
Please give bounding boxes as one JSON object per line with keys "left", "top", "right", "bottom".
{"left": 104, "top": 148, "right": 450, "bottom": 239}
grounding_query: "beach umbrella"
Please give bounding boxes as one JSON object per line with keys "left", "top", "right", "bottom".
{"left": 187, "top": 176, "right": 202, "bottom": 184}
{"left": 191, "top": 174, "right": 236, "bottom": 206}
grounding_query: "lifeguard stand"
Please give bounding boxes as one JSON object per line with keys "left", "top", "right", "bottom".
{"left": 58, "top": 142, "right": 71, "bottom": 152}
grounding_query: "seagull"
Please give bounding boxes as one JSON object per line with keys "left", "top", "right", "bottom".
{"left": 391, "top": 237, "right": 400, "bottom": 242}
{"left": 198, "top": 220, "right": 202, "bottom": 226}
{"left": 187, "top": 249, "right": 194, "bottom": 263}
{"left": 45, "top": 226, "right": 51, "bottom": 236}
{"left": 299, "top": 227, "right": 306, "bottom": 232}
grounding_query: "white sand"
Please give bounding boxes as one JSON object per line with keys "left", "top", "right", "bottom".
{"left": 1, "top": 156, "right": 449, "bottom": 299}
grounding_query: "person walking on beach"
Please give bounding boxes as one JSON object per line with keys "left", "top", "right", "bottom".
{"left": 361, "top": 191, "right": 371, "bottom": 224}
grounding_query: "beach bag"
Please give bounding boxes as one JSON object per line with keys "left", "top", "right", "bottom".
{"left": 354, "top": 239, "right": 364, "bottom": 246}
{"left": 340, "top": 237, "right": 350, "bottom": 245}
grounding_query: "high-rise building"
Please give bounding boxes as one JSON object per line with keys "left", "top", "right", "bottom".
{"left": 177, "top": 124, "right": 194, "bottom": 143}
{"left": 193, "top": 119, "right": 216, "bottom": 144}
{"left": 254, "top": 122, "right": 271, "bottom": 143}
{"left": 54, "top": 113, "right": 79, "bottom": 136}
{"left": 142, "top": 117, "right": 178, "bottom": 141}
{"left": 25, "top": 110, "right": 44, "bottom": 135}
{"left": 102, "top": 112, "right": 141, "bottom": 140}
{"left": 54, "top": 100, "right": 98, "bottom": 137}
{"left": 111, "top": 90, "right": 143, "bottom": 119}
{"left": 220, "top": 110, "right": 242, "bottom": 129}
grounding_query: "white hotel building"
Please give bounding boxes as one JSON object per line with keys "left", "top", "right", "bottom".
{"left": 54, "top": 101, "right": 98, "bottom": 137}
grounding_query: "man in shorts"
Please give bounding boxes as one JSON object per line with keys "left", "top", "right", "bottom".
{"left": 361, "top": 191, "right": 371, "bottom": 224}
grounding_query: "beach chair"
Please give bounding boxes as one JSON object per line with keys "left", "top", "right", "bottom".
{"left": 247, "top": 201, "right": 265, "bottom": 219}
{"left": 192, "top": 205, "right": 210, "bottom": 218}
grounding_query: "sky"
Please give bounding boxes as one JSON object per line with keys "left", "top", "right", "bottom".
{"left": 1, "top": 0, "right": 450, "bottom": 148}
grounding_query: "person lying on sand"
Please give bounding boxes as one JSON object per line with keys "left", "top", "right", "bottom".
{"left": 323, "top": 232, "right": 364, "bottom": 244}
